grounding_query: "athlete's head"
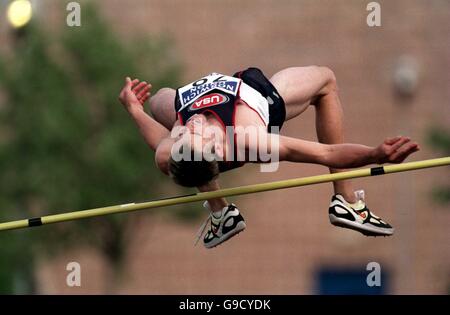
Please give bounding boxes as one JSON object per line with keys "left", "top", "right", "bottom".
{"left": 168, "top": 150, "right": 220, "bottom": 187}
{"left": 168, "top": 114, "right": 222, "bottom": 187}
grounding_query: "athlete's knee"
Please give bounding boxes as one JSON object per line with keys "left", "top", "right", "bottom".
{"left": 149, "top": 87, "right": 174, "bottom": 115}
{"left": 318, "top": 66, "right": 337, "bottom": 90}
{"left": 308, "top": 66, "right": 339, "bottom": 107}
{"left": 307, "top": 66, "right": 338, "bottom": 102}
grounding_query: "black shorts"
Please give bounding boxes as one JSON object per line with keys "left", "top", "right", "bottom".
{"left": 234, "top": 67, "right": 286, "bottom": 132}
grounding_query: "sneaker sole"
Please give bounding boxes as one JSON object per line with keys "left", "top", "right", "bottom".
{"left": 329, "top": 214, "right": 394, "bottom": 237}
{"left": 205, "top": 221, "right": 247, "bottom": 249}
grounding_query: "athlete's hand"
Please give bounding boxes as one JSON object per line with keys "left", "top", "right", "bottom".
{"left": 118, "top": 77, "right": 151, "bottom": 113}
{"left": 373, "top": 136, "right": 420, "bottom": 164}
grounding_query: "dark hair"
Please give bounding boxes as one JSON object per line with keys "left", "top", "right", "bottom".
{"left": 168, "top": 149, "right": 220, "bottom": 187}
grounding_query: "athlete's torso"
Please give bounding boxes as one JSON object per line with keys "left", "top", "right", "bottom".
{"left": 174, "top": 72, "right": 268, "bottom": 172}
{"left": 174, "top": 73, "right": 266, "bottom": 130}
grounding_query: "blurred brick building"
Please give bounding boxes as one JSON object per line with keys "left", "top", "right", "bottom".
{"left": 3, "top": 0, "right": 448, "bottom": 294}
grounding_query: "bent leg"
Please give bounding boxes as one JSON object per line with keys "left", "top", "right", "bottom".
{"left": 270, "top": 66, "right": 356, "bottom": 202}
{"left": 149, "top": 87, "right": 177, "bottom": 130}
{"left": 270, "top": 66, "right": 334, "bottom": 120}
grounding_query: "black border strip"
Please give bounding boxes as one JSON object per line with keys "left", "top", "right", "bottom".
{"left": 28, "top": 217, "right": 43, "bottom": 227}
{"left": 370, "top": 166, "right": 385, "bottom": 176}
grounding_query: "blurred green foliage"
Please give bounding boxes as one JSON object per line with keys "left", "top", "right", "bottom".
{"left": 0, "top": 4, "right": 181, "bottom": 293}
{"left": 427, "top": 127, "right": 450, "bottom": 204}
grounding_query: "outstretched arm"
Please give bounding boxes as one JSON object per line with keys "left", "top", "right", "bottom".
{"left": 118, "top": 77, "right": 169, "bottom": 150}
{"left": 279, "top": 135, "right": 420, "bottom": 168}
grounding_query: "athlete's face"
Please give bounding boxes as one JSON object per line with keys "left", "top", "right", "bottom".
{"left": 185, "top": 114, "right": 208, "bottom": 134}
{"left": 182, "top": 114, "right": 209, "bottom": 152}
{"left": 183, "top": 114, "right": 224, "bottom": 159}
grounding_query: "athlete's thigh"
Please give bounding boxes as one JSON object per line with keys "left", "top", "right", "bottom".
{"left": 149, "top": 87, "right": 177, "bottom": 130}
{"left": 270, "top": 66, "right": 329, "bottom": 121}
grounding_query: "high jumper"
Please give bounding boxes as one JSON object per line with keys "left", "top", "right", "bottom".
{"left": 118, "top": 66, "right": 420, "bottom": 248}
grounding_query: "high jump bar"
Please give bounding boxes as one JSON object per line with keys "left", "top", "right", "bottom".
{"left": 0, "top": 157, "right": 449, "bottom": 232}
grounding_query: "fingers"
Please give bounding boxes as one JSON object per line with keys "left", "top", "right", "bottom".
{"left": 139, "top": 92, "right": 151, "bottom": 104}
{"left": 124, "top": 77, "right": 138, "bottom": 89}
{"left": 389, "top": 136, "right": 410, "bottom": 153}
{"left": 132, "top": 81, "right": 148, "bottom": 94}
{"left": 136, "top": 84, "right": 151, "bottom": 99}
{"left": 120, "top": 77, "right": 152, "bottom": 105}
{"left": 124, "top": 77, "right": 151, "bottom": 94}
{"left": 385, "top": 136, "right": 402, "bottom": 145}
{"left": 134, "top": 83, "right": 151, "bottom": 104}
{"left": 390, "top": 141, "right": 420, "bottom": 162}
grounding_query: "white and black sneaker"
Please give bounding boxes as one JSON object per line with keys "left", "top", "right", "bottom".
{"left": 329, "top": 190, "right": 394, "bottom": 237}
{"left": 195, "top": 202, "right": 246, "bottom": 249}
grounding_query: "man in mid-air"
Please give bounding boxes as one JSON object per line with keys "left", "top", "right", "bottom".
{"left": 118, "top": 66, "right": 419, "bottom": 248}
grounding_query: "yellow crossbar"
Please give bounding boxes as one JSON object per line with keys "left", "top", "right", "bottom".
{"left": 0, "top": 157, "right": 448, "bottom": 232}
